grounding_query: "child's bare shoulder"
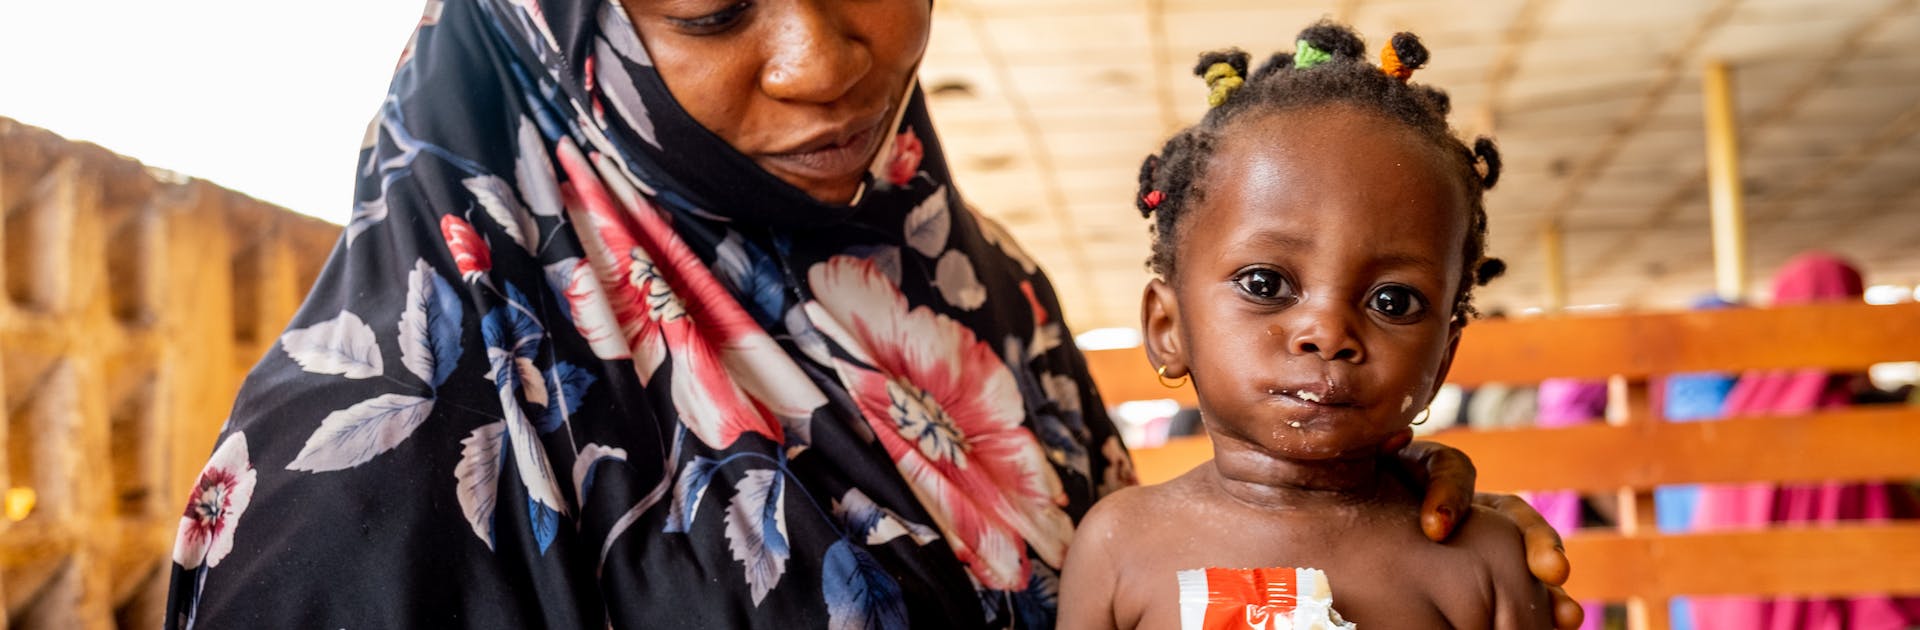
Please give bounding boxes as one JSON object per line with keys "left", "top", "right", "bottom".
{"left": 1061, "top": 479, "right": 1203, "bottom": 630}
{"left": 1073, "top": 478, "right": 1191, "bottom": 554}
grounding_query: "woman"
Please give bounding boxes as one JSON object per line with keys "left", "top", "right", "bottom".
{"left": 1689, "top": 252, "right": 1920, "bottom": 629}
{"left": 166, "top": 0, "right": 1578, "bottom": 626}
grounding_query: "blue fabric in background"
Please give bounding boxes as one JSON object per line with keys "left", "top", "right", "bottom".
{"left": 1657, "top": 370, "right": 1737, "bottom": 630}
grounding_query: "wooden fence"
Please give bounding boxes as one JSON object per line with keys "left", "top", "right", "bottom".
{"left": 1111, "top": 301, "right": 1920, "bottom": 629}
{"left": 0, "top": 118, "right": 339, "bottom": 629}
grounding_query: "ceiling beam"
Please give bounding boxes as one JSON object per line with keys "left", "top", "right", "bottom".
{"left": 1482, "top": 0, "right": 1553, "bottom": 111}
{"left": 1147, "top": 0, "right": 1180, "bottom": 135}
{"left": 1532, "top": 0, "right": 1742, "bottom": 229}
{"left": 1570, "top": 0, "right": 1915, "bottom": 287}
{"left": 960, "top": 7, "right": 1101, "bottom": 319}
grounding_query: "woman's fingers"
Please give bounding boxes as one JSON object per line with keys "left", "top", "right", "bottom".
{"left": 1396, "top": 439, "right": 1476, "bottom": 542}
{"left": 1478, "top": 491, "right": 1572, "bottom": 586}
{"left": 1548, "top": 584, "right": 1584, "bottom": 630}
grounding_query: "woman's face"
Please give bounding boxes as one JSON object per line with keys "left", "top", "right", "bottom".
{"left": 622, "top": 0, "right": 931, "bottom": 204}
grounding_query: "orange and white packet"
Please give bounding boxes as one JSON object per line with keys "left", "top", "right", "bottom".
{"left": 1176, "top": 567, "right": 1355, "bottom": 630}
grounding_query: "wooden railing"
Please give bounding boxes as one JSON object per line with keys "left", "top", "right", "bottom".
{"left": 1108, "top": 301, "right": 1920, "bottom": 630}
{"left": 0, "top": 118, "right": 339, "bottom": 629}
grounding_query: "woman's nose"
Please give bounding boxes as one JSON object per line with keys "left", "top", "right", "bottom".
{"left": 1285, "top": 306, "right": 1365, "bottom": 363}
{"left": 760, "top": 4, "right": 871, "bottom": 104}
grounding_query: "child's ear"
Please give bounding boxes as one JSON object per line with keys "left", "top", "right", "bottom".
{"left": 1141, "top": 278, "right": 1187, "bottom": 379}
{"left": 1427, "top": 324, "right": 1465, "bottom": 406}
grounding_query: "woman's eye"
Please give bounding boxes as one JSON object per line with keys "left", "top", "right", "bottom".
{"left": 667, "top": 2, "right": 750, "bottom": 33}
{"left": 1232, "top": 269, "right": 1294, "bottom": 301}
{"left": 1368, "top": 285, "right": 1427, "bottom": 320}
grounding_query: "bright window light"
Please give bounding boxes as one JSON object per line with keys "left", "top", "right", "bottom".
{"left": 1865, "top": 285, "right": 1913, "bottom": 305}
{"left": 0, "top": 0, "right": 426, "bottom": 225}
{"left": 1073, "top": 327, "right": 1141, "bottom": 351}
{"left": 1114, "top": 399, "right": 1180, "bottom": 426}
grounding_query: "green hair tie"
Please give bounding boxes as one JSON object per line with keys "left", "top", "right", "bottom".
{"left": 1295, "top": 39, "right": 1332, "bottom": 69}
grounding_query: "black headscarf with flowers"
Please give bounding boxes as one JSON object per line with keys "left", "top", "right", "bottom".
{"left": 165, "top": 0, "right": 1130, "bottom": 627}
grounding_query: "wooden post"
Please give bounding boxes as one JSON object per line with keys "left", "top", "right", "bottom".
{"left": 1542, "top": 220, "right": 1568, "bottom": 311}
{"left": 1703, "top": 61, "right": 1748, "bottom": 303}
{"left": 1610, "top": 375, "right": 1670, "bottom": 630}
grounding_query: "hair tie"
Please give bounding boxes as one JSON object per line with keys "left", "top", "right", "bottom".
{"left": 1379, "top": 32, "right": 1428, "bottom": 82}
{"left": 1294, "top": 39, "right": 1333, "bottom": 69}
{"left": 1143, "top": 190, "right": 1166, "bottom": 210}
{"left": 1202, "top": 62, "right": 1244, "bottom": 107}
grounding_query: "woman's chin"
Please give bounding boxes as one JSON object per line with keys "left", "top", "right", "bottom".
{"left": 760, "top": 167, "right": 863, "bottom": 206}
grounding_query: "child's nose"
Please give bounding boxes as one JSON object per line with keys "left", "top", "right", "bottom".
{"left": 1285, "top": 308, "right": 1365, "bottom": 363}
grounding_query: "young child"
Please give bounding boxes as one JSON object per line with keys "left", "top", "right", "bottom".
{"left": 1058, "top": 22, "right": 1552, "bottom": 629}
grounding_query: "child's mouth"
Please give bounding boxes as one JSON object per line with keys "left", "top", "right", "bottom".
{"left": 1267, "top": 384, "right": 1357, "bottom": 407}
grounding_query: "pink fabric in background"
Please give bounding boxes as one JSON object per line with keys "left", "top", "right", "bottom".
{"left": 1527, "top": 378, "right": 1611, "bottom": 630}
{"left": 1689, "top": 252, "right": 1920, "bottom": 630}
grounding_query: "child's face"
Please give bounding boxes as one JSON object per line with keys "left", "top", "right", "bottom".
{"left": 1144, "top": 104, "right": 1470, "bottom": 461}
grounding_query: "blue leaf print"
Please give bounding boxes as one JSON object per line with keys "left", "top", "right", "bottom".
{"left": 285, "top": 394, "right": 434, "bottom": 472}
{"left": 501, "top": 284, "right": 544, "bottom": 360}
{"left": 664, "top": 455, "right": 720, "bottom": 533}
{"left": 480, "top": 304, "right": 509, "bottom": 356}
{"left": 455, "top": 421, "right": 506, "bottom": 550}
{"left": 842, "top": 244, "right": 902, "bottom": 287}
{"left": 540, "top": 259, "right": 577, "bottom": 326}
{"left": 823, "top": 539, "right": 909, "bottom": 630}
{"left": 528, "top": 495, "right": 559, "bottom": 554}
{"left": 426, "top": 272, "right": 464, "bottom": 388}
{"left": 537, "top": 361, "right": 595, "bottom": 433}
{"left": 399, "top": 259, "right": 469, "bottom": 389}
{"left": 723, "top": 469, "right": 789, "bottom": 604}
{"left": 345, "top": 196, "right": 388, "bottom": 248}
{"left": 483, "top": 283, "right": 548, "bottom": 413}
{"left": 280, "top": 310, "right": 384, "bottom": 379}
{"left": 832, "top": 488, "right": 938, "bottom": 546}
{"left": 571, "top": 443, "right": 627, "bottom": 504}
{"left": 1003, "top": 339, "right": 1090, "bottom": 479}
{"left": 1032, "top": 412, "right": 1090, "bottom": 481}
{"left": 1011, "top": 562, "right": 1061, "bottom": 630}
{"left": 837, "top": 490, "right": 883, "bottom": 540}
{"left": 714, "top": 232, "right": 789, "bottom": 326}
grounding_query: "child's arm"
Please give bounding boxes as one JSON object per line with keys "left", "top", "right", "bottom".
{"left": 1057, "top": 493, "right": 1130, "bottom": 630}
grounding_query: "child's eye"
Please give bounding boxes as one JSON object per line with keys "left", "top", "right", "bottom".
{"left": 1232, "top": 268, "right": 1296, "bottom": 302}
{"left": 1368, "top": 285, "right": 1427, "bottom": 321}
{"left": 666, "top": 1, "right": 751, "bottom": 34}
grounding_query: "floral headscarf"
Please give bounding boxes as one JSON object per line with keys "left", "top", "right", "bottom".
{"left": 166, "top": 0, "right": 1129, "bottom": 627}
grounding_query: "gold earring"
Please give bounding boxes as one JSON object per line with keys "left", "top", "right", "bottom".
{"left": 1155, "top": 365, "right": 1188, "bottom": 389}
{"left": 1410, "top": 408, "right": 1432, "bottom": 426}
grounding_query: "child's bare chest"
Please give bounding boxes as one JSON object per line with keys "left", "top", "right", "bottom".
{"left": 1109, "top": 509, "right": 1488, "bottom": 629}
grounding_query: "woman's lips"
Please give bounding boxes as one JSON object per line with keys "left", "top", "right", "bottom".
{"left": 760, "top": 117, "right": 889, "bottom": 183}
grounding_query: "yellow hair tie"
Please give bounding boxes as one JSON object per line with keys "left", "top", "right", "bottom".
{"left": 1203, "top": 61, "right": 1244, "bottom": 107}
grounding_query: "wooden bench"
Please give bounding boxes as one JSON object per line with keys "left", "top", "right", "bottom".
{"left": 1102, "top": 301, "right": 1920, "bottom": 630}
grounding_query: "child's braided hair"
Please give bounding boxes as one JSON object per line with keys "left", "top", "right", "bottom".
{"left": 1137, "top": 21, "right": 1506, "bottom": 326}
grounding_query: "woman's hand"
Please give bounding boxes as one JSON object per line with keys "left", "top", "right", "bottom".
{"left": 1396, "top": 440, "right": 1584, "bottom": 630}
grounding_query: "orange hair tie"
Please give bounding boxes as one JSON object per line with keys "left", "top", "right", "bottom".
{"left": 1380, "top": 41, "right": 1413, "bottom": 82}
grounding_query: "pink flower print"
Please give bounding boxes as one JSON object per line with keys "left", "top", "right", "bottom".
{"left": 884, "top": 129, "right": 923, "bottom": 188}
{"left": 441, "top": 214, "right": 491, "bottom": 281}
{"left": 805, "top": 255, "right": 1071, "bottom": 590}
{"left": 174, "top": 433, "right": 257, "bottom": 570}
{"left": 552, "top": 138, "right": 825, "bottom": 450}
